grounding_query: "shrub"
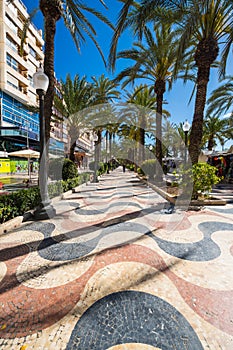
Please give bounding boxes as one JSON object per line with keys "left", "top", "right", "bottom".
{"left": 49, "top": 158, "right": 64, "bottom": 180}
{"left": 62, "top": 159, "right": 78, "bottom": 181}
{"left": 182, "top": 162, "right": 222, "bottom": 199}
{"left": 0, "top": 187, "right": 41, "bottom": 224}
{"left": 140, "top": 159, "right": 156, "bottom": 179}
{"left": 48, "top": 180, "right": 63, "bottom": 197}
{"left": 128, "top": 163, "right": 136, "bottom": 171}
{"left": 97, "top": 162, "right": 105, "bottom": 175}
{"left": 137, "top": 167, "right": 144, "bottom": 176}
{"left": 89, "top": 161, "right": 106, "bottom": 175}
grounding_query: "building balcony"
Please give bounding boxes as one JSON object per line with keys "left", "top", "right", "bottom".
{"left": 7, "top": 66, "right": 28, "bottom": 87}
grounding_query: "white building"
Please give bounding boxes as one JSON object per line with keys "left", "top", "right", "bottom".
{"left": 0, "top": 0, "right": 68, "bottom": 172}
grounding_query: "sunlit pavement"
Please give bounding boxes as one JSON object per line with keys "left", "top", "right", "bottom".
{"left": 0, "top": 173, "right": 38, "bottom": 193}
{"left": 0, "top": 167, "right": 233, "bottom": 349}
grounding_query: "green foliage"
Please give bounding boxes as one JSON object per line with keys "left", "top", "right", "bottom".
{"left": 49, "top": 158, "right": 64, "bottom": 180}
{"left": 0, "top": 187, "right": 41, "bottom": 223}
{"left": 97, "top": 162, "right": 105, "bottom": 175}
{"left": 48, "top": 181, "right": 63, "bottom": 197}
{"left": 140, "top": 159, "right": 157, "bottom": 179}
{"left": 137, "top": 167, "right": 144, "bottom": 176}
{"left": 128, "top": 163, "right": 135, "bottom": 171}
{"left": 89, "top": 161, "right": 106, "bottom": 175}
{"left": 49, "top": 158, "right": 78, "bottom": 181}
{"left": 62, "top": 159, "right": 78, "bottom": 181}
{"left": 183, "top": 162, "right": 222, "bottom": 199}
{"left": 0, "top": 173, "right": 91, "bottom": 224}
{"left": 117, "top": 159, "right": 135, "bottom": 171}
{"left": 0, "top": 203, "right": 13, "bottom": 224}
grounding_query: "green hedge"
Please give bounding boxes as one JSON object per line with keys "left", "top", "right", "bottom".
{"left": 0, "top": 172, "right": 91, "bottom": 224}
{"left": 140, "top": 159, "right": 157, "bottom": 179}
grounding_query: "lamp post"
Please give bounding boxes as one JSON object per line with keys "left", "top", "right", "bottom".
{"left": 183, "top": 120, "right": 191, "bottom": 165}
{"left": 33, "top": 66, "right": 56, "bottom": 220}
{"left": 148, "top": 144, "right": 153, "bottom": 160}
{"left": 92, "top": 132, "right": 99, "bottom": 183}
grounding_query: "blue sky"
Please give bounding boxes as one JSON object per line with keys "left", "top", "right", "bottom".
{"left": 23, "top": 1, "right": 232, "bottom": 150}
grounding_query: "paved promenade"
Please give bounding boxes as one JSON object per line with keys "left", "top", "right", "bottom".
{"left": 0, "top": 167, "right": 233, "bottom": 349}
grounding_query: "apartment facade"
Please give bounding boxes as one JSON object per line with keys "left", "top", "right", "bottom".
{"left": 0, "top": 0, "right": 68, "bottom": 173}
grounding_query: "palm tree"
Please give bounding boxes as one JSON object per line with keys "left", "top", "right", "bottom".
{"left": 202, "top": 115, "right": 233, "bottom": 151}
{"left": 110, "top": 0, "right": 233, "bottom": 165}
{"left": 115, "top": 23, "right": 181, "bottom": 179}
{"left": 105, "top": 118, "right": 121, "bottom": 161}
{"left": 109, "top": 0, "right": 135, "bottom": 70}
{"left": 125, "top": 85, "right": 157, "bottom": 163}
{"left": 91, "top": 74, "right": 120, "bottom": 105}
{"left": 162, "top": 121, "right": 183, "bottom": 158}
{"left": 59, "top": 74, "right": 93, "bottom": 161}
{"left": 89, "top": 74, "right": 120, "bottom": 162}
{"left": 206, "top": 76, "right": 233, "bottom": 119}
{"left": 174, "top": 0, "right": 233, "bottom": 164}
{"left": 20, "top": 0, "right": 113, "bottom": 150}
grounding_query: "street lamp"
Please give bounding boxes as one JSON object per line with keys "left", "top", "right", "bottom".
{"left": 33, "top": 66, "right": 56, "bottom": 220}
{"left": 148, "top": 144, "right": 153, "bottom": 160}
{"left": 183, "top": 119, "right": 191, "bottom": 165}
{"left": 92, "top": 132, "right": 99, "bottom": 183}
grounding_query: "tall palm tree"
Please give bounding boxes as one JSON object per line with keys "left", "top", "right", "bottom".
{"left": 174, "top": 0, "right": 233, "bottom": 164}
{"left": 125, "top": 85, "right": 157, "bottom": 163}
{"left": 20, "top": 0, "right": 113, "bottom": 150}
{"left": 110, "top": 0, "right": 233, "bottom": 165}
{"left": 59, "top": 74, "right": 93, "bottom": 161}
{"left": 115, "top": 23, "right": 181, "bottom": 179}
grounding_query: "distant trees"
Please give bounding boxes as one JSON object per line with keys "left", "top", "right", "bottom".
{"left": 59, "top": 74, "right": 92, "bottom": 161}
{"left": 115, "top": 23, "right": 181, "bottom": 178}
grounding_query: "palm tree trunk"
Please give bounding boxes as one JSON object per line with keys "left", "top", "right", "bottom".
{"left": 97, "top": 129, "right": 102, "bottom": 163}
{"left": 207, "top": 136, "right": 214, "bottom": 151}
{"left": 139, "top": 113, "right": 146, "bottom": 164}
{"left": 155, "top": 79, "right": 165, "bottom": 182}
{"left": 105, "top": 131, "right": 108, "bottom": 161}
{"left": 40, "top": 1, "right": 61, "bottom": 154}
{"left": 189, "top": 65, "right": 210, "bottom": 164}
{"left": 189, "top": 37, "right": 218, "bottom": 164}
{"left": 69, "top": 141, "right": 76, "bottom": 162}
{"left": 109, "top": 133, "right": 112, "bottom": 159}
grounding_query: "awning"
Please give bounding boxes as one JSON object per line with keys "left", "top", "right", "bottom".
{"left": 74, "top": 146, "right": 89, "bottom": 153}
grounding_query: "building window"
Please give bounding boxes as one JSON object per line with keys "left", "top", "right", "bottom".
{"left": 5, "top": 14, "right": 17, "bottom": 34}
{"left": 6, "top": 53, "right": 18, "bottom": 71}
{"left": 7, "top": 80, "right": 18, "bottom": 90}
{"left": 28, "top": 44, "right": 36, "bottom": 59}
{"left": 6, "top": 35, "right": 18, "bottom": 52}
{"left": 28, "top": 75, "right": 33, "bottom": 87}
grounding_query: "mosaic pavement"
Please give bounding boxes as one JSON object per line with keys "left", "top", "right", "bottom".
{"left": 0, "top": 168, "right": 233, "bottom": 349}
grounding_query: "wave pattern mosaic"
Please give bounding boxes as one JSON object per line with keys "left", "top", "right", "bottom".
{"left": 0, "top": 169, "right": 232, "bottom": 349}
